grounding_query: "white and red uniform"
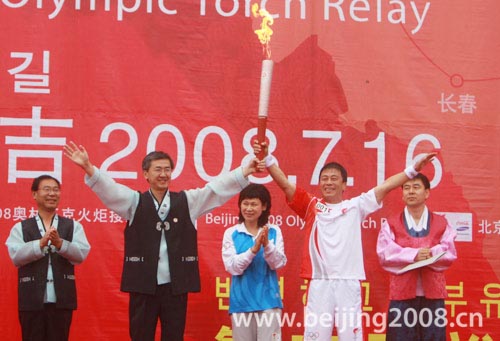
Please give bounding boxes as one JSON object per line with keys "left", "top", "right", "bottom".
{"left": 288, "top": 187, "right": 382, "bottom": 341}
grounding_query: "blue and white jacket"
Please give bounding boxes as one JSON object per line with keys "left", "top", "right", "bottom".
{"left": 222, "top": 223, "right": 286, "bottom": 313}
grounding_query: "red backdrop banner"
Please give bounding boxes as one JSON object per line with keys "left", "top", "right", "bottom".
{"left": 1, "top": 1, "right": 499, "bottom": 340}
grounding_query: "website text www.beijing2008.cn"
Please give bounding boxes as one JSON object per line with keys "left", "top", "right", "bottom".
{"left": 232, "top": 308, "right": 484, "bottom": 333}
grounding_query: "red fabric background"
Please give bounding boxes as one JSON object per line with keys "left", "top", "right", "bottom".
{"left": 1, "top": 1, "right": 499, "bottom": 339}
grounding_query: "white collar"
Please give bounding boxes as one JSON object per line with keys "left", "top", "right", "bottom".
{"left": 236, "top": 222, "right": 262, "bottom": 237}
{"left": 404, "top": 206, "right": 428, "bottom": 232}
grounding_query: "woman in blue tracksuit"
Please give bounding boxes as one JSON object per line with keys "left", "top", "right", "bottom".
{"left": 222, "top": 184, "right": 287, "bottom": 341}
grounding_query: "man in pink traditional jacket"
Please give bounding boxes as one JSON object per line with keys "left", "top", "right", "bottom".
{"left": 377, "top": 173, "right": 457, "bottom": 341}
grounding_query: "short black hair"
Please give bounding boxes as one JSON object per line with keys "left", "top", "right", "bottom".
{"left": 319, "top": 162, "right": 348, "bottom": 183}
{"left": 238, "top": 184, "right": 271, "bottom": 227}
{"left": 406, "top": 173, "right": 430, "bottom": 189}
{"left": 31, "top": 175, "right": 60, "bottom": 192}
{"left": 142, "top": 151, "right": 174, "bottom": 171}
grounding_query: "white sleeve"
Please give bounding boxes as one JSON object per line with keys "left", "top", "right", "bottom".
{"left": 358, "top": 189, "right": 383, "bottom": 218}
{"left": 57, "top": 220, "right": 91, "bottom": 265}
{"left": 264, "top": 225, "right": 287, "bottom": 270}
{"left": 186, "top": 167, "right": 249, "bottom": 225}
{"left": 221, "top": 227, "right": 256, "bottom": 276}
{"left": 85, "top": 166, "right": 140, "bottom": 221}
{"left": 5, "top": 222, "right": 44, "bottom": 267}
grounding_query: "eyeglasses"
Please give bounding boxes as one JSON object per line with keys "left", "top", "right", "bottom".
{"left": 151, "top": 167, "right": 172, "bottom": 175}
{"left": 38, "top": 187, "right": 61, "bottom": 194}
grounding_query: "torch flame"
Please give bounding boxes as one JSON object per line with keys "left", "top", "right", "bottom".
{"left": 252, "top": 3, "right": 274, "bottom": 59}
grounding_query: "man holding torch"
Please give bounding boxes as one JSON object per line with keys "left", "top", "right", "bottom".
{"left": 253, "top": 141, "right": 437, "bottom": 341}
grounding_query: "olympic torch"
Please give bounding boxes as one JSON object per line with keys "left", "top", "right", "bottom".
{"left": 252, "top": 3, "right": 274, "bottom": 160}
{"left": 256, "top": 60, "right": 273, "bottom": 159}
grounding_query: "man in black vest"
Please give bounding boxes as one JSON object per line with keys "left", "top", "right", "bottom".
{"left": 5, "top": 175, "right": 91, "bottom": 341}
{"left": 63, "top": 141, "right": 264, "bottom": 341}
